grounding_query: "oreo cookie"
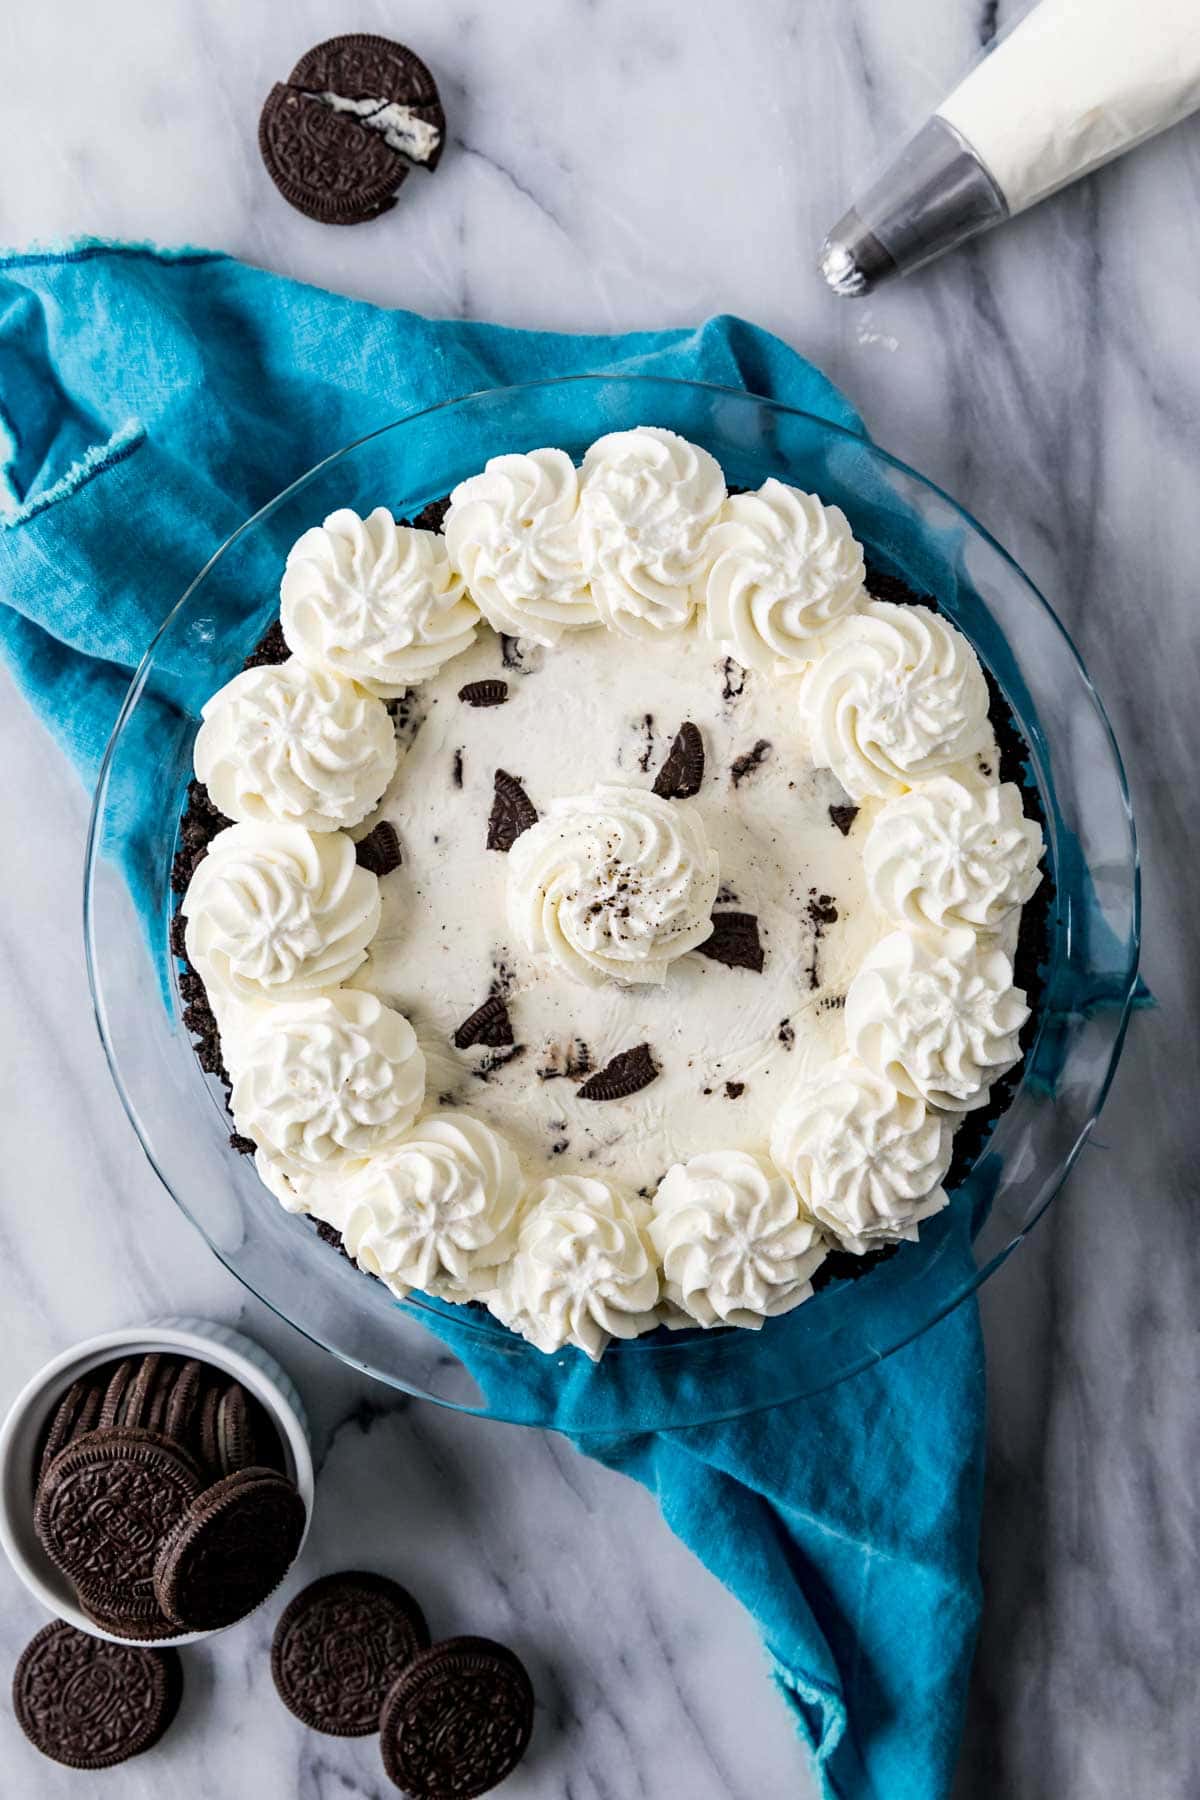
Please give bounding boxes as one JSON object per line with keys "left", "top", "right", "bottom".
{"left": 13, "top": 1621, "right": 181, "bottom": 1769}
{"left": 652, "top": 721, "right": 705, "bottom": 799}
{"left": 154, "top": 1468, "right": 307, "bottom": 1632}
{"left": 216, "top": 1381, "right": 258, "bottom": 1476}
{"left": 578, "top": 1042, "right": 660, "bottom": 1102}
{"left": 695, "top": 911, "right": 765, "bottom": 973}
{"left": 260, "top": 35, "right": 445, "bottom": 226}
{"left": 271, "top": 1570, "right": 430, "bottom": 1737}
{"left": 458, "top": 679, "right": 509, "bottom": 708}
{"left": 453, "top": 994, "right": 515, "bottom": 1051}
{"left": 35, "top": 1427, "right": 202, "bottom": 1621}
{"left": 486, "top": 770, "right": 538, "bottom": 852}
{"left": 828, "top": 803, "right": 859, "bottom": 837}
{"left": 379, "top": 1636, "right": 534, "bottom": 1798}
{"left": 36, "top": 1377, "right": 102, "bottom": 1492}
{"left": 356, "top": 820, "right": 403, "bottom": 876}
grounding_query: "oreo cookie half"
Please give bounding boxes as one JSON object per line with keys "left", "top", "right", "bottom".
{"left": 379, "top": 1635, "right": 534, "bottom": 1799}
{"left": 486, "top": 770, "right": 538, "bottom": 852}
{"left": 13, "top": 1622, "right": 181, "bottom": 1769}
{"left": 578, "top": 1042, "right": 660, "bottom": 1102}
{"left": 695, "top": 911, "right": 766, "bottom": 973}
{"left": 271, "top": 1570, "right": 430, "bottom": 1736}
{"left": 652, "top": 721, "right": 705, "bottom": 799}
{"left": 260, "top": 35, "right": 445, "bottom": 226}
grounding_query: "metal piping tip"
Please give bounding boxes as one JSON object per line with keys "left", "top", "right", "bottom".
{"left": 818, "top": 213, "right": 896, "bottom": 298}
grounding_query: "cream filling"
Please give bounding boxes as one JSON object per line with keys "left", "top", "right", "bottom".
{"left": 350, "top": 619, "right": 1000, "bottom": 1193}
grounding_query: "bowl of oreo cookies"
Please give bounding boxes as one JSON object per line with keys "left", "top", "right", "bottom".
{"left": 0, "top": 1320, "right": 313, "bottom": 1647}
{"left": 84, "top": 376, "right": 1140, "bottom": 1433}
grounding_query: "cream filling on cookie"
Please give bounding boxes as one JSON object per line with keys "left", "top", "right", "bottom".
{"left": 350, "top": 619, "right": 1002, "bottom": 1193}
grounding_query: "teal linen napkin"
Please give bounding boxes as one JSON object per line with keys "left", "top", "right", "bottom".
{"left": 0, "top": 240, "right": 985, "bottom": 1799}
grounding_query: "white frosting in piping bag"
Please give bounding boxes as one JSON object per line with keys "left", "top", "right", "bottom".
{"left": 939, "top": 0, "right": 1200, "bottom": 214}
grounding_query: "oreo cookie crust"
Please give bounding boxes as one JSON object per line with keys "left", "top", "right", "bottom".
{"left": 260, "top": 35, "right": 445, "bottom": 226}
{"left": 13, "top": 1622, "right": 181, "bottom": 1770}
{"left": 271, "top": 1570, "right": 430, "bottom": 1736}
{"left": 379, "top": 1636, "right": 534, "bottom": 1798}
{"left": 154, "top": 1468, "right": 307, "bottom": 1631}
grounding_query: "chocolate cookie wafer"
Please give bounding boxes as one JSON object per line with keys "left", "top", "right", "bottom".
{"left": 13, "top": 1622, "right": 182, "bottom": 1769}
{"left": 154, "top": 1468, "right": 307, "bottom": 1631}
{"left": 379, "top": 1636, "right": 535, "bottom": 1798}
{"left": 271, "top": 1571, "right": 430, "bottom": 1736}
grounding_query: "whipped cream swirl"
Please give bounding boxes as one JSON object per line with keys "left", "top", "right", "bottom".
{"left": 506, "top": 782, "right": 720, "bottom": 986}
{"left": 444, "top": 448, "right": 598, "bottom": 645}
{"left": 488, "top": 1176, "right": 660, "bottom": 1361}
{"left": 865, "top": 776, "right": 1043, "bottom": 933}
{"left": 281, "top": 508, "right": 479, "bottom": 695}
{"left": 846, "top": 928, "right": 1029, "bottom": 1111}
{"left": 195, "top": 657, "right": 397, "bottom": 832}
{"left": 650, "top": 1150, "right": 825, "bottom": 1328}
{"left": 703, "top": 480, "right": 866, "bottom": 672}
{"left": 770, "top": 1057, "right": 953, "bottom": 1252}
{"left": 337, "top": 1113, "right": 522, "bottom": 1302}
{"left": 182, "top": 823, "right": 380, "bottom": 1003}
{"left": 229, "top": 989, "right": 425, "bottom": 1167}
{"left": 800, "top": 602, "right": 992, "bottom": 800}
{"left": 578, "top": 427, "right": 725, "bottom": 637}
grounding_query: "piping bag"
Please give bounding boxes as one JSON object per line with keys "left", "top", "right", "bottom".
{"left": 820, "top": 0, "right": 1200, "bottom": 295}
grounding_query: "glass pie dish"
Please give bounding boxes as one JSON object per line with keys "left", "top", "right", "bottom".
{"left": 84, "top": 376, "right": 1140, "bottom": 1432}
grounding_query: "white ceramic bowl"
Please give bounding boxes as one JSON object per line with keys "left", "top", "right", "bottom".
{"left": 0, "top": 1318, "right": 314, "bottom": 1648}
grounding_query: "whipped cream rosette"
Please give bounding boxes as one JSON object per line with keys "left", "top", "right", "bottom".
{"left": 864, "top": 776, "right": 1043, "bottom": 933}
{"left": 578, "top": 426, "right": 725, "bottom": 637}
{"left": 444, "top": 447, "right": 597, "bottom": 645}
{"left": 182, "top": 823, "right": 380, "bottom": 1003}
{"left": 506, "top": 782, "right": 720, "bottom": 986}
{"left": 195, "top": 656, "right": 397, "bottom": 831}
{"left": 333, "top": 1113, "right": 523, "bottom": 1302}
{"left": 770, "top": 1057, "right": 953, "bottom": 1252}
{"left": 650, "top": 1150, "right": 826, "bottom": 1328}
{"left": 488, "top": 1176, "right": 661, "bottom": 1361}
{"left": 281, "top": 507, "right": 480, "bottom": 695}
{"left": 703, "top": 480, "right": 866, "bottom": 672}
{"left": 846, "top": 928, "right": 1029, "bottom": 1111}
{"left": 229, "top": 988, "right": 425, "bottom": 1168}
{"left": 800, "top": 601, "right": 992, "bottom": 801}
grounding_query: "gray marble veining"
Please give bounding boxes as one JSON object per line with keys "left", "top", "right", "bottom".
{"left": 1, "top": 2, "right": 1197, "bottom": 1795}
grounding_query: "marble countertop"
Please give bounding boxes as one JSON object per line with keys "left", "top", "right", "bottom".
{"left": 1, "top": 2, "right": 1195, "bottom": 1795}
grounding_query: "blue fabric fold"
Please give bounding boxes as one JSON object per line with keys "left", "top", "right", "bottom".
{"left": 0, "top": 240, "right": 985, "bottom": 1799}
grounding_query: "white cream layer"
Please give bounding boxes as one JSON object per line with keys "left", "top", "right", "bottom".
{"left": 350, "top": 618, "right": 1001, "bottom": 1192}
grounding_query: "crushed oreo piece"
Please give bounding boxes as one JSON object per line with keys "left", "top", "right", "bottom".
{"left": 829, "top": 804, "right": 859, "bottom": 837}
{"left": 169, "top": 914, "right": 188, "bottom": 960}
{"left": 652, "top": 722, "right": 705, "bottom": 800}
{"left": 724, "top": 1080, "right": 746, "bottom": 1100}
{"left": 721, "top": 657, "right": 746, "bottom": 702}
{"left": 499, "top": 634, "right": 525, "bottom": 671}
{"left": 229, "top": 1133, "right": 256, "bottom": 1157}
{"left": 636, "top": 714, "right": 656, "bottom": 772}
{"left": 452, "top": 749, "right": 464, "bottom": 788}
{"left": 487, "top": 770, "right": 538, "bottom": 851}
{"left": 355, "top": 820, "right": 402, "bottom": 876}
{"left": 458, "top": 679, "right": 509, "bottom": 708}
{"left": 536, "top": 1039, "right": 592, "bottom": 1082}
{"left": 778, "top": 1018, "right": 795, "bottom": 1050}
{"left": 409, "top": 495, "right": 451, "bottom": 534}
{"left": 578, "top": 1043, "right": 659, "bottom": 1102}
{"left": 730, "top": 738, "right": 771, "bottom": 786}
{"left": 806, "top": 890, "right": 839, "bottom": 991}
{"left": 696, "top": 912, "right": 765, "bottom": 973}
{"left": 241, "top": 619, "right": 290, "bottom": 671}
{"left": 473, "top": 1044, "right": 526, "bottom": 1079}
{"left": 454, "top": 994, "right": 515, "bottom": 1050}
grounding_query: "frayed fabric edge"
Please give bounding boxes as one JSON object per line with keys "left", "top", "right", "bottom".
{"left": 0, "top": 235, "right": 226, "bottom": 272}
{"left": 1, "top": 419, "right": 145, "bottom": 529}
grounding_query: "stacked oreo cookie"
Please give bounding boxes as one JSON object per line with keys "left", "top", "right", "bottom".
{"left": 32, "top": 1353, "right": 305, "bottom": 1640}
{"left": 272, "top": 1572, "right": 535, "bottom": 1798}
